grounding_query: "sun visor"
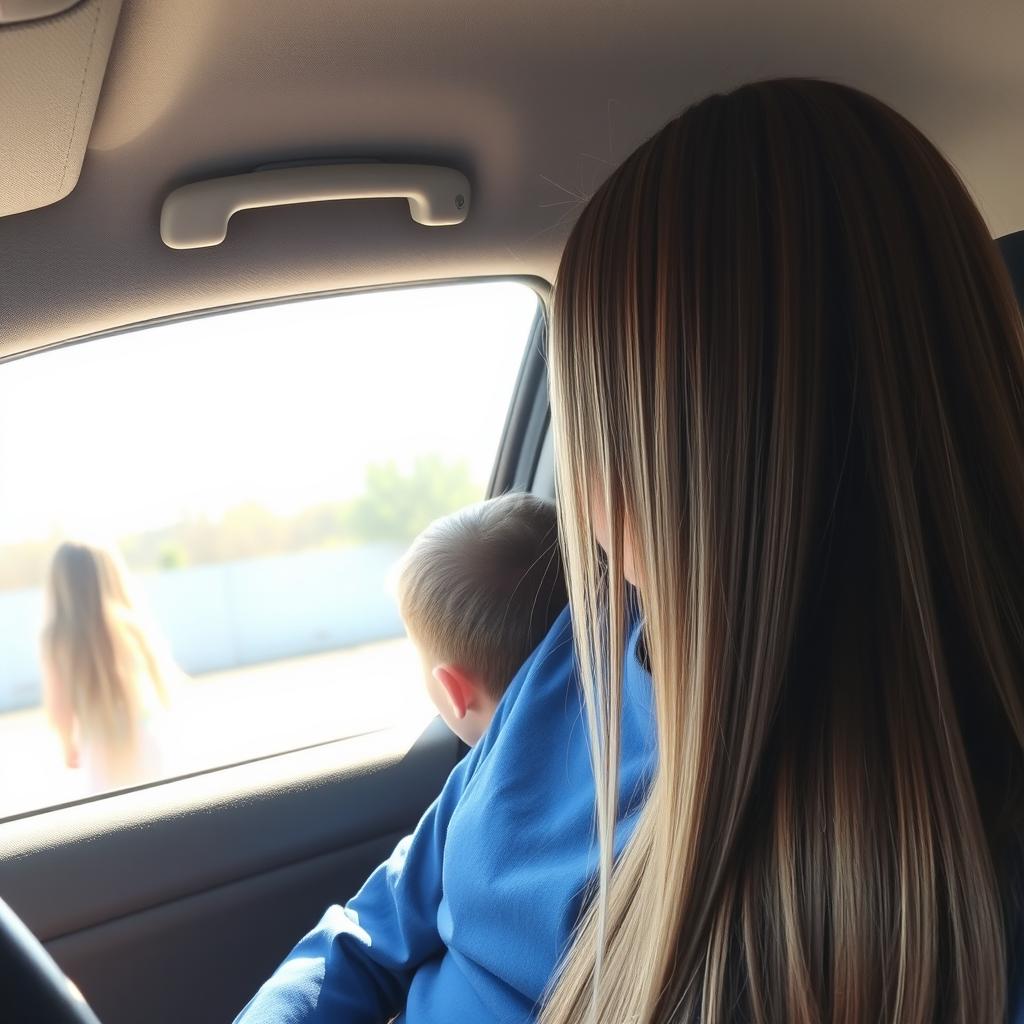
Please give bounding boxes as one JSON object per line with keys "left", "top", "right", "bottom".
{"left": 0, "top": 0, "right": 123, "bottom": 218}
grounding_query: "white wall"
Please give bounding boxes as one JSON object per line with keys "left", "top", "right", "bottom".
{"left": 0, "top": 587, "right": 45, "bottom": 711}
{"left": 0, "top": 544, "right": 406, "bottom": 712}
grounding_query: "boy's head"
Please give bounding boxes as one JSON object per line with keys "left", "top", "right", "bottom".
{"left": 397, "top": 493, "right": 567, "bottom": 745}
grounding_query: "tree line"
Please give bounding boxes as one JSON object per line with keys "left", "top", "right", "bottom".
{"left": 0, "top": 456, "right": 480, "bottom": 591}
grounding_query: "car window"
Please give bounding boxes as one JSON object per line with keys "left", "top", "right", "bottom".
{"left": 0, "top": 281, "right": 539, "bottom": 818}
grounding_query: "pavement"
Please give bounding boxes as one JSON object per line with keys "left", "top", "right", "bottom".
{"left": 0, "top": 637, "right": 435, "bottom": 819}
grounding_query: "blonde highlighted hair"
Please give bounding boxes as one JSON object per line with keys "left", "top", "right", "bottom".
{"left": 544, "top": 80, "right": 1024, "bottom": 1023}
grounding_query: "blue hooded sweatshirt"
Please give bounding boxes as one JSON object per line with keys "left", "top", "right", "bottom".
{"left": 234, "top": 604, "right": 656, "bottom": 1023}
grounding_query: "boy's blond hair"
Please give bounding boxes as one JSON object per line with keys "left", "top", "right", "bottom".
{"left": 397, "top": 493, "right": 567, "bottom": 698}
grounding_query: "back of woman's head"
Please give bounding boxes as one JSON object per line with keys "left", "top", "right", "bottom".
{"left": 44, "top": 540, "right": 170, "bottom": 753}
{"left": 546, "top": 79, "right": 1024, "bottom": 1024}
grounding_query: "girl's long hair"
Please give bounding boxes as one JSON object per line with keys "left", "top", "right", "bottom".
{"left": 544, "top": 79, "right": 1024, "bottom": 1024}
{"left": 42, "top": 541, "right": 172, "bottom": 760}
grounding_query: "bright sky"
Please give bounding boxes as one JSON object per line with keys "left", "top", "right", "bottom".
{"left": 0, "top": 281, "right": 537, "bottom": 544}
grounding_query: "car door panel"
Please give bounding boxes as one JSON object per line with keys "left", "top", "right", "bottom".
{"left": 0, "top": 718, "right": 459, "bottom": 1024}
{"left": 47, "top": 835, "right": 404, "bottom": 1024}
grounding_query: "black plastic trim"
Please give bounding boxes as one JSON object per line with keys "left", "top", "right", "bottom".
{"left": 488, "top": 307, "right": 551, "bottom": 497}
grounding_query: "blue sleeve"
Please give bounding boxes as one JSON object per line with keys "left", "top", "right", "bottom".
{"left": 233, "top": 754, "right": 473, "bottom": 1024}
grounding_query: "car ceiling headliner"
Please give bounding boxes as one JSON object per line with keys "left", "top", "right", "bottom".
{"left": 1, "top": 0, "right": 1023, "bottom": 358}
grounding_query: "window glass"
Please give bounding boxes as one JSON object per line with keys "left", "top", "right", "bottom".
{"left": 0, "top": 281, "right": 538, "bottom": 817}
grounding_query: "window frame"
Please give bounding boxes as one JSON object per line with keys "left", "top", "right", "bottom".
{"left": 0, "top": 275, "right": 550, "bottom": 370}
{"left": 0, "top": 275, "right": 552, "bottom": 820}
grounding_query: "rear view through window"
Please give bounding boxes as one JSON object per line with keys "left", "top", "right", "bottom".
{"left": 0, "top": 281, "right": 538, "bottom": 817}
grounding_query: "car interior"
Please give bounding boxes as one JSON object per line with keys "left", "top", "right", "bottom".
{"left": 1, "top": 1, "right": 1024, "bottom": 1022}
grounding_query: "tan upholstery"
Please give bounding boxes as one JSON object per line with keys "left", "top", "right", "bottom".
{"left": 0, "top": 0, "right": 122, "bottom": 218}
{"left": 1, "top": 0, "right": 1023, "bottom": 357}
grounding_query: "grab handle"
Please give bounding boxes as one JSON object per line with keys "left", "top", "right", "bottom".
{"left": 160, "top": 163, "right": 470, "bottom": 249}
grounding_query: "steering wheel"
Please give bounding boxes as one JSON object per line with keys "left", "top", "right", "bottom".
{"left": 0, "top": 897, "right": 101, "bottom": 1023}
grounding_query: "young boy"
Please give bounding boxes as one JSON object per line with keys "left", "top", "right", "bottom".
{"left": 396, "top": 492, "right": 567, "bottom": 747}
{"left": 234, "top": 493, "right": 655, "bottom": 1024}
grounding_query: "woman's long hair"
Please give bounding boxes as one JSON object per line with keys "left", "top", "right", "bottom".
{"left": 544, "top": 79, "right": 1024, "bottom": 1024}
{"left": 42, "top": 541, "right": 172, "bottom": 761}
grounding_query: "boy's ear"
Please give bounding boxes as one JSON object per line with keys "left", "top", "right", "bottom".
{"left": 432, "top": 664, "right": 478, "bottom": 721}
